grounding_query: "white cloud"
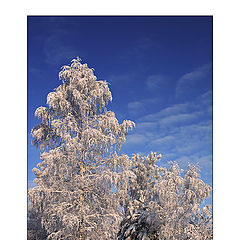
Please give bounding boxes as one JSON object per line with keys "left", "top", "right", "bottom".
{"left": 157, "top": 103, "right": 189, "bottom": 117}
{"left": 133, "top": 114, "right": 212, "bottom": 167}
{"left": 125, "top": 133, "right": 148, "bottom": 145}
{"left": 153, "top": 136, "right": 175, "bottom": 145}
{"left": 161, "top": 153, "right": 177, "bottom": 160}
{"left": 127, "top": 98, "right": 159, "bottom": 115}
{"left": 175, "top": 121, "right": 212, "bottom": 135}
{"left": 124, "top": 92, "right": 212, "bottom": 179}
{"left": 128, "top": 101, "right": 144, "bottom": 113}
{"left": 136, "top": 121, "right": 158, "bottom": 130}
{"left": 138, "top": 90, "right": 212, "bottom": 128}
{"left": 176, "top": 64, "right": 212, "bottom": 98}
{"left": 172, "top": 121, "right": 212, "bottom": 153}
{"left": 200, "top": 90, "right": 213, "bottom": 105}
{"left": 146, "top": 74, "right": 170, "bottom": 90}
{"left": 198, "top": 155, "right": 212, "bottom": 170}
{"left": 139, "top": 103, "right": 190, "bottom": 122}
{"left": 159, "top": 112, "right": 200, "bottom": 126}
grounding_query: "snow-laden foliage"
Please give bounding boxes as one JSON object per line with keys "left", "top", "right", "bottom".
{"left": 28, "top": 205, "right": 47, "bottom": 240}
{"left": 28, "top": 58, "right": 212, "bottom": 240}
{"left": 118, "top": 153, "right": 213, "bottom": 240}
{"left": 28, "top": 58, "right": 135, "bottom": 240}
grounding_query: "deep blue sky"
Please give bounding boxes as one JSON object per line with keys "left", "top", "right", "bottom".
{"left": 28, "top": 16, "right": 212, "bottom": 200}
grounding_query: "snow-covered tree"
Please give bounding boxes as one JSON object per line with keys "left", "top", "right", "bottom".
{"left": 27, "top": 205, "right": 47, "bottom": 240}
{"left": 28, "top": 58, "right": 135, "bottom": 240}
{"left": 28, "top": 58, "right": 212, "bottom": 240}
{"left": 118, "top": 153, "right": 213, "bottom": 240}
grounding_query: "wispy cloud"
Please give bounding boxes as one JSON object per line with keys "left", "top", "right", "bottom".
{"left": 128, "top": 101, "right": 145, "bottom": 113}
{"left": 127, "top": 98, "right": 159, "bottom": 115}
{"left": 176, "top": 120, "right": 212, "bottom": 134}
{"left": 176, "top": 63, "right": 212, "bottom": 99}
{"left": 136, "top": 121, "right": 158, "bottom": 131}
{"left": 125, "top": 133, "right": 148, "bottom": 145}
{"left": 139, "top": 103, "right": 189, "bottom": 122}
{"left": 159, "top": 112, "right": 200, "bottom": 126}
{"left": 123, "top": 90, "right": 212, "bottom": 180}
{"left": 146, "top": 74, "right": 171, "bottom": 90}
{"left": 152, "top": 136, "right": 175, "bottom": 145}
{"left": 198, "top": 155, "right": 212, "bottom": 170}
{"left": 200, "top": 90, "right": 212, "bottom": 105}
{"left": 146, "top": 119, "right": 212, "bottom": 157}
{"left": 173, "top": 120, "right": 212, "bottom": 151}
{"left": 139, "top": 89, "right": 212, "bottom": 125}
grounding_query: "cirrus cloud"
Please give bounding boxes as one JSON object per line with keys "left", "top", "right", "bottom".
{"left": 176, "top": 63, "right": 212, "bottom": 99}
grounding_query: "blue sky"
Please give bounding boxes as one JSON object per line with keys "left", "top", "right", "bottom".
{"left": 28, "top": 16, "right": 212, "bottom": 199}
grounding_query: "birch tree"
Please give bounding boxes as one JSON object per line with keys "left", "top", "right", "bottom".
{"left": 28, "top": 58, "right": 212, "bottom": 240}
{"left": 118, "top": 153, "right": 213, "bottom": 240}
{"left": 27, "top": 205, "right": 47, "bottom": 240}
{"left": 28, "top": 58, "right": 135, "bottom": 240}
